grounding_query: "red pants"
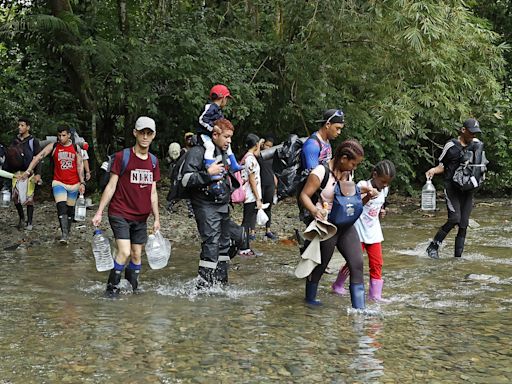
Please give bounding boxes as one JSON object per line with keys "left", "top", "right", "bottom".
{"left": 362, "top": 242, "right": 383, "bottom": 279}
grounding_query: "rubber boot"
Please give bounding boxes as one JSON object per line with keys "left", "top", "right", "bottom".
{"left": 349, "top": 283, "right": 365, "bottom": 309}
{"left": 15, "top": 203, "right": 25, "bottom": 230}
{"left": 125, "top": 267, "right": 140, "bottom": 293}
{"left": 332, "top": 265, "right": 349, "bottom": 295}
{"left": 228, "top": 153, "right": 244, "bottom": 172}
{"left": 454, "top": 236, "right": 465, "bottom": 258}
{"left": 67, "top": 205, "right": 75, "bottom": 235}
{"left": 305, "top": 280, "right": 322, "bottom": 306}
{"left": 105, "top": 268, "right": 122, "bottom": 297}
{"left": 26, "top": 205, "right": 34, "bottom": 230}
{"left": 197, "top": 266, "right": 215, "bottom": 289}
{"left": 368, "top": 278, "right": 388, "bottom": 302}
{"left": 58, "top": 215, "right": 69, "bottom": 244}
{"left": 426, "top": 229, "right": 448, "bottom": 259}
{"left": 214, "top": 260, "right": 229, "bottom": 285}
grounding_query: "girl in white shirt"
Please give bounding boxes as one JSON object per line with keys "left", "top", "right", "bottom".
{"left": 332, "top": 160, "right": 396, "bottom": 302}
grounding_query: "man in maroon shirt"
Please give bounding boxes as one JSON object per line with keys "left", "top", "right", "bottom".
{"left": 92, "top": 116, "right": 161, "bottom": 296}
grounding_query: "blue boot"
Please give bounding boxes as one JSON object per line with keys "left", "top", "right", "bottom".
{"left": 305, "top": 280, "right": 322, "bottom": 306}
{"left": 228, "top": 153, "right": 244, "bottom": 172}
{"left": 349, "top": 283, "right": 365, "bottom": 309}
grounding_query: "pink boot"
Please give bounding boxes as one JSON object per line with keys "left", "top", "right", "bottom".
{"left": 368, "top": 278, "right": 389, "bottom": 302}
{"left": 331, "top": 265, "right": 349, "bottom": 295}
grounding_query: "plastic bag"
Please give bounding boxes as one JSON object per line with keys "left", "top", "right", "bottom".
{"left": 256, "top": 209, "right": 269, "bottom": 226}
{"left": 145, "top": 230, "right": 171, "bottom": 269}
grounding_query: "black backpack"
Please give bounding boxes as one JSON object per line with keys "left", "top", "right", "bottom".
{"left": 166, "top": 150, "right": 191, "bottom": 202}
{"left": 99, "top": 148, "right": 157, "bottom": 191}
{"left": 452, "top": 139, "right": 488, "bottom": 191}
{"left": 5, "top": 138, "right": 34, "bottom": 172}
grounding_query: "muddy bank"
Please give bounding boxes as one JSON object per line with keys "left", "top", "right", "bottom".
{"left": 2, "top": 183, "right": 500, "bottom": 251}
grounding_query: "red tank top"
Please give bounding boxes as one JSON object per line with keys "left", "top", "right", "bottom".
{"left": 52, "top": 143, "right": 80, "bottom": 185}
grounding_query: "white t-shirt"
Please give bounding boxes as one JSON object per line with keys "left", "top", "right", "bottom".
{"left": 353, "top": 179, "right": 388, "bottom": 244}
{"left": 243, "top": 153, "right": 262, "bottom": 204}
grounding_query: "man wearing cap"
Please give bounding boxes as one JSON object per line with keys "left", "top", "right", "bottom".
{"left": 182, "top": 118, "right": 239, "bottom": 288}
{"left": 301, "top": 109, "right": 345, "bottom": 172}
{"left": 92, "top": 116, "right": 161, "bottom": 296}
{"left": 425, "top": 118, "right": 483, "bottom": 259}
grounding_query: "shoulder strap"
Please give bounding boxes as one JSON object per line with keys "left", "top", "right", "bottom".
{"left": 311, "top": 133, "right": 322, "bottom": 148}
{"left": 29, "top": 138, "right": 34, "bottom": 153}
{"left": 149, "top": 153, "right": 157, "bottom": 169}
{"left": 51, "top": 142, "right": 58, "bottom": 156}
{"left": 320, "top": 163, "right": 330, "bottom": 190}
{"left": 119, "top": 148, "right": 131, "bottom": 176}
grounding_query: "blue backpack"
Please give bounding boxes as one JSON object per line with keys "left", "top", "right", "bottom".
{"left": 328, "top": 181, "right": 363, "bottom": 227}
{"left": 100, "top": 148, "right": 157, "bottom": 190}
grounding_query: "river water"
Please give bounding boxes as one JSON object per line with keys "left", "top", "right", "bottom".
{"left": 0, "top": 200, "right": 510, "bottom": 383}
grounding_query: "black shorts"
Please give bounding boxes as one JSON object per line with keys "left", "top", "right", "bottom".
{"left": 108, "top": 215, "right": 148, "bottom": 244}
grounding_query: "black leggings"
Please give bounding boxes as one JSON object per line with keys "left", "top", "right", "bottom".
{"left": 261, "top": 183, "right": 275, "bottom": 229}
{"left": 441, "top": 182, "right": 474, "bottom": 233}
{"left": 242, "top": 201, "right": 257, "bottom": 233}
{"left": 310, "top": 225, "right": 364, "bottom": 284}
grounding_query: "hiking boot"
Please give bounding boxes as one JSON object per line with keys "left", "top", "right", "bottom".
{"left": 426, "top": 241, "right": 441, "bottom": 259}
{"left": 265, "top": 231, "right": 278, "bottom": 241}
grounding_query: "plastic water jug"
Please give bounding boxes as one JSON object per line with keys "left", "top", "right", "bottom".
{"left": 421, "top": 179, "right": 436, "bottom": 211}
{"left": 75, "top": 194, "right": 87, "bottom": 221}
{"left": 92, "top": 229, "right": 114, "bottom": 272}
{"left": 0, "top": 189, "right": 10, "bottom": 208}
{"left": 145, "top": 231, "right": 171, "bottom": 269}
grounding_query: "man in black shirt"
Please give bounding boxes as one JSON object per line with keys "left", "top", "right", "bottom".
{"left": 425, "top": 118, "right": 482, "bottom": 258}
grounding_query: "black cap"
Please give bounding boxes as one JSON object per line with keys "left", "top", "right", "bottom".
{"left": 315, "top": 109, "right": 345, "bottom": 124}
{"left": 463, "top": 118, "right": 481, "bottom": 133}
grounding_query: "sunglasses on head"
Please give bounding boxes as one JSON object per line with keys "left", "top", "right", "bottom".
{"left": 326, "top": 110, "right": 344, "bottom": 124}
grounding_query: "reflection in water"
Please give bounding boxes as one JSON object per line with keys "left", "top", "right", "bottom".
{"left": 0, "top": 201, "right": 511, "bottom": 382}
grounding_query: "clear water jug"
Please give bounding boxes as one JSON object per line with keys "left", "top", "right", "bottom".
{"left": 421, "top": 179, "right": 436, "bottom": 211}
{"left": 0, "top": 189, "right": 10, "bottom": 208}
{"left": 92, "top": 229, "right": 114, "bottom": 272}
{"left": 145, "top": 231, "right": 171, "bottom": 269}
{"left": 75, "top": 194, "right": 87, "bottom": 221}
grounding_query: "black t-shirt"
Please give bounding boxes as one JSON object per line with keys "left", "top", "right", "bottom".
{"left": 258, "top": 155, "right": 274, "bottom": 186}
{"left": 438, "top": 139, "right": 465, "bottom": 182}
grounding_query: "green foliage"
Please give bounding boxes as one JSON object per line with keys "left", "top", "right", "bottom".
{"left": 0, "top": 0, "right": 510, "bottom": 195}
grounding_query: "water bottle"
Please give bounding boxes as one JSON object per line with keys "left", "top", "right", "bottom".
{"left": 421, "top": 179, "right": 436, "bottom": 211}
{"left": 92, "top": 229, "right": 114, "bottom": 272}
{"left": 75, "top": 194, "right": 87, "bottom": 221}
{"left": 145, "top": 231, "right": 171, "bottom": 269}
{"left": 0, "top": 189, "right": 10, "bottom": 208}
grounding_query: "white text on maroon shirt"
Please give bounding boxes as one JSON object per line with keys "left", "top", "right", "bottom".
{"left": 130, "top": 169, "right": 153, "bottom": 185}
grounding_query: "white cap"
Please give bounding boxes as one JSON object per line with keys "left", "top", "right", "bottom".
{"left": 135, "top": 116, "right": 156, "bottom": 132}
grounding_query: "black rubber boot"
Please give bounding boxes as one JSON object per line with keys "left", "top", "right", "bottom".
{"left": 67, "top": 205, "right": 75, "bottom": 234}
{"left": 26, "top": 205, "right": 34, "bottom": 229}
{"left": 196, "top": 267, "right": 215, "bottom": 289}
{"left": 305, "top": 280, "right": 322, "bottom": 306}
{"left": 105, "top": 268, "right": 122, "bottom": 297}
{"left": 125, "top": 268, "right": 140, "bottom": 292}
{"left": 58, "top": 215, "right": 69, "bottom": 244}
{"left": 454, "top": 236, "right": 465, "bottom": 258}
{"left": 426, "top": 229, "right": 448, "bottom": 259}
{"left": 15, "top": 203, "right": 25, "bottom": 230}
{"left": 214, "top": 259, "right": 229, "bottom": 285}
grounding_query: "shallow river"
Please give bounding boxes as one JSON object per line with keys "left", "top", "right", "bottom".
{"left": 0, "top": 201, "right": 511, "bottom": 383}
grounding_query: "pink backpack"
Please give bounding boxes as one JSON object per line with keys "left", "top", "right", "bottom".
{"left": 230, "top": 153, "right": 249, "bottom": 204}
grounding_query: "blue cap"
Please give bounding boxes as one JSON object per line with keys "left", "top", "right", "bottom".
{"left": 93, "top": 229, "right": 102, "bottom": 235}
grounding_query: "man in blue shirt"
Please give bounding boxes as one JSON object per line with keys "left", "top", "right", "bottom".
{"left": 301, "top": 109, "right": 345, "bottom": 171}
